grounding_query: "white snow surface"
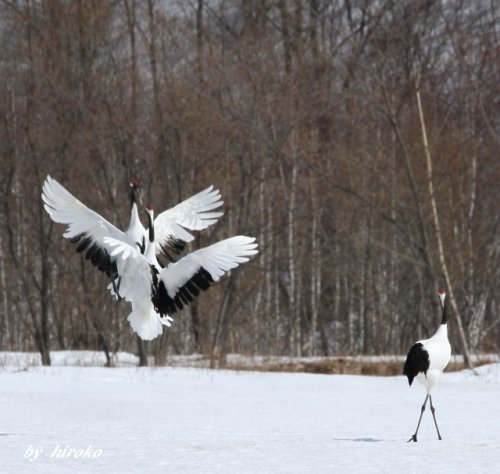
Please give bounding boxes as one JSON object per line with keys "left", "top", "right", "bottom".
{"left": 1, "top": 355, "right": 499, "bottom": 473}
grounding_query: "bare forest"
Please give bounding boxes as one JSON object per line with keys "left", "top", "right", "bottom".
{"left": 0, "top": 0, "right": 498, "bottom": 367}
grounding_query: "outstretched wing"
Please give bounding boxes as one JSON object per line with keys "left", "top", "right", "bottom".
{"left": 155, "top": 236, "right": 258, "bottom": 316}
{"left": 154, "top": 186, "right": 224, "bottom": 263}
{"left": 42, "top": 175, "right": 127, "bottom": 277}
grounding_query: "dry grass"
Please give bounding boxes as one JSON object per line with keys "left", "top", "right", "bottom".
{"left": 222, "top": 359, "right": 490, "bottom": 376}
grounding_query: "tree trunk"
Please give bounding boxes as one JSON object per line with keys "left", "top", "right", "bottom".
{"left": 137, "top": 337, "right": 148, "bottom": 367}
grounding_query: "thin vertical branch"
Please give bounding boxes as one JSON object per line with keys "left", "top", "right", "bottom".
{"left": 416, "top": 83, "right": 472, "bottom": 368}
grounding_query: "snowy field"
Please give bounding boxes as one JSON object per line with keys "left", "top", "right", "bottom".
{"left": 1, "top": 354, "right": 500, "bottom": 473}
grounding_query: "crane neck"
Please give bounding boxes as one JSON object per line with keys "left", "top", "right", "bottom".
{"left": 127, "top": 202, "right": 141, "bottom": 233}
{"left": 129, "top": 187, "right": 137, "bottom": 206}
{"left": 144, "top": 238, "right": 157, "bottom": 264}
{"left": 146, "top": 211, "right": 155, "bottom": 243}
{"left": 440, "top": 298, "right": 448, "bottom": 325}
{"left": 144, "top": 211, "right": 159, "bottom": 267}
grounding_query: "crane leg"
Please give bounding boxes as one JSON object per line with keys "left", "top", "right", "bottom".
{"left": 112, "top": 277, "right": 124, "bottom": 302}
{"left": 407, "top": 394, "right": 429, "bottom": 442}
{"left": 429, "top": 396, "right": 443, "bottom": 440}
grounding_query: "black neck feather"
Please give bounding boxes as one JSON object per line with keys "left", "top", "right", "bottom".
{"left": 441, "top": 298, "right": 448, "bottom": 325}
{"left": 147, "top": 212, "right": 154, "bottom": 243}
{"left": 129, "top": 188, "right": 136, "bottom": 206}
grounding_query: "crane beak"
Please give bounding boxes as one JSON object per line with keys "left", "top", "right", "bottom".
{"left": 438, "top": 291, "right": 446, "bottom": 310}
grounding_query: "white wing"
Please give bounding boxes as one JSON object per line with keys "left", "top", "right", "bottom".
{"left": 154, "top": 186, "right": 224, "bottom": 261}
{"left": 104, "top": 237, "right": 153, "bottom": 302}
{"left": 103, "top": 237, "right": 169, "bottom": 340}
{"left": 42, "top": 175, "right": 127, "bottom": 277}
{"left": 155, "top": 236, "right": 258, "bottom": 315}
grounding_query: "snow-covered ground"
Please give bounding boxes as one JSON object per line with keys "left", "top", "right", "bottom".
{"left": 1, "top": 355, "right": 499, "bottom": 473}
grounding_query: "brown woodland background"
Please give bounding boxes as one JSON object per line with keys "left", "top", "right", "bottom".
{"left": 0, "top": 0, "right": 498, "bottom": 366}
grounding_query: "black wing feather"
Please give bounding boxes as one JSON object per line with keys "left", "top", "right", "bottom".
{"left": 152, "top": 268, "right": 213, "bottom": 316}
{"left": 71, "top": 232, "right": 117, "bottom": 278}
{"left": 157, "top": 235, "right": 187, "bottom": 268}
{"left": 403, "top": 342, "right": 430, "bottom": 386}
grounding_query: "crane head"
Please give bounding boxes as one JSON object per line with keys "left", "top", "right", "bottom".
{"left": 438, "top": 287, "right": 446, "bottom": 309}
{"left": 129, "top": 180, "right": 143, "bottom": 205}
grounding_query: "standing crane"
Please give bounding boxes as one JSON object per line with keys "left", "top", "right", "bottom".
{"left": 403, "top": 288, "right": 451, "bottom": 442}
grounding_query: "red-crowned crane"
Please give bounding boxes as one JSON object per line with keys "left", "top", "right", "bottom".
{"left": 123, "top": 180, "right": 226, "bottom": 265}
{"left": 103, "top": 206, "right": 258, "bottom": 340}
{"left": 42, "top": 175, "right": 224, "bottom": 292}
{"left": 107, "top": 181, "right": 225, "bottom": 297}
{"left": 403, "top": 288, "right": 451, "bottom": 442}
